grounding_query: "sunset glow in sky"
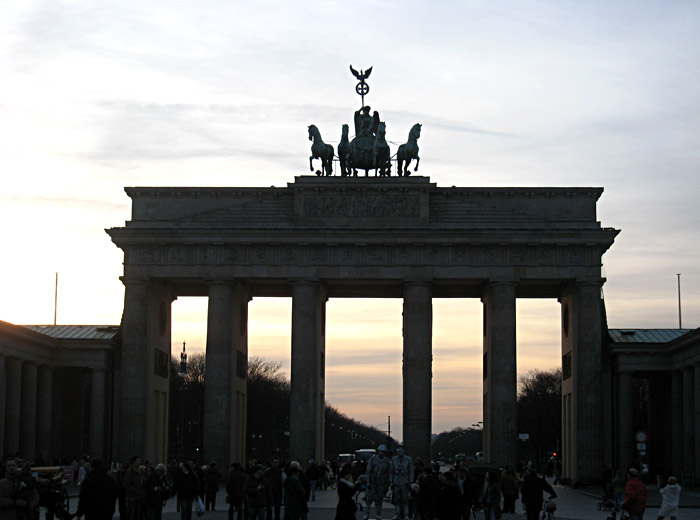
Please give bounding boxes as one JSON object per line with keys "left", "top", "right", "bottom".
{"left": 2, "top": 1, "right": 699, "bottom": 436}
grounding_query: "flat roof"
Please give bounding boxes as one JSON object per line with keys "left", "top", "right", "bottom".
{"left": 23, "top": 325, "right": 119, "bottom": 341}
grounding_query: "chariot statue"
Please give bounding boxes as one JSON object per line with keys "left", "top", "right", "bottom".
{"left": 308, "top": 66, "right": 421, "bottom": 177}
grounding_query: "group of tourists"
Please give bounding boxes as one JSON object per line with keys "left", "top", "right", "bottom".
{"left": 341, "top": 445, "right": 557, "bottom": 520}
{"left": 0, "top": 452, "right": 688, "bottom": 520}
{"left": 601, "top": 465, "right": 683, "bottom": 520}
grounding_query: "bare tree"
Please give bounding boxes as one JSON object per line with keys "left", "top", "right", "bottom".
{"left": 517, "top": 368, "right": 562, "bottom": 466}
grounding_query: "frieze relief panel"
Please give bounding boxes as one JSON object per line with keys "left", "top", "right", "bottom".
{"left": 303, "top": 194, "right": 420, "bottom": 218}
{"left": 128, "top": 244, "right": 599, "bottom": 269}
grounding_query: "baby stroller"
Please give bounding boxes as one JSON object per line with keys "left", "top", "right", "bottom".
{"left": 597, "top": 494, "right": 614, "bottom": 511}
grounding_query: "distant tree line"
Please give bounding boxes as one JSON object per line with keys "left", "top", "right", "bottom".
{"left": 168, "top": 354, "right": 392, "bottom": 462}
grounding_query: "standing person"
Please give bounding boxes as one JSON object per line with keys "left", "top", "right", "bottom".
{"left": 143, "top": 464, "right": 170, "bottom": 520}
{"left": 75, "top": 459, "right": 118, "bottom": 520}
{"left": 305, "top": 462, "right": 320, "bottom": 502}
{"left": 478, "top": 470, "right": 501, "bottom": 520}
{"left": 612, "top": 469, "right": 626, "bottom": 512}
{"left": 204, "top": 462, "right": 222, "bottom": 511}
{"left": 172, "top": 462, "right": 200, "bottom": 520}
{"left": 415, "top": 465, "right": 439, "bottom": 520}
{"left": 521, "top": 469, "right": 556, "bottom": 520}
{"left": 391, "top": 444, "right": 414, "bottom": 520}
{"left": 657, "top": 476, "right": 681, "bottom": 520}
{"left": 621, "top": 468, "right": 647, "bottom": 520}
{"left": 265, "top": 459, "right": 284, "bottom": 520}
{"left": 437, "top": 472, "right": 460, "bottom": 520}
{"left": 455, "top": 467, "right": 472, "bottom": 520}
{"left": 335, "top": 467, "right": 361, "bottom": 520}
{"left": 227, "top": 464, "right": 247, "bottom": 520}
{"left": 0, "top": 459, "right": 39, "bottom": 520}
{"left": 283, "top": 465, "right": 306, "bottom": 520}
{"left": 123, "top": 457, "right": 144, "bottom": 520}
{"left": 364, "top": 445, "right": 392, "bottom": 520}
{"left": 115, "top": 463, "right": 128, "bottom": 520}
{"left": 499, "top": 465, "right": 520, "bottom": 514}
{"left": 244, "top": 465, "right": 272, "bottom": 520}
{"left": 14, "top": 463, "right": 39, "bottom": 520}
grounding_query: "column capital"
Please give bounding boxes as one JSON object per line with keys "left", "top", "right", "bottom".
{"left": 120, "top": 276, "right": 150, "bottom": 287}
{"left": 403, "top": 279, "right": 433, "bottom": 288}
{"left": 575, "top": 278, "right": 606, "bottom": 287}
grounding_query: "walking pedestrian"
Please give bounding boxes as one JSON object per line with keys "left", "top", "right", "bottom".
{"left": 227, "top": 463, "right": 247, "bottom": 520}
{"left": 656, "top": 476, "right": 681, "bottom": 520}
{"left": 143, "top": 464, "right": 170, "bottom": 520}
{"left": 499, "top": 465, "right": 520, "bottom": 514}
{"left": 478, "top": 470, "right": 501, "bottom": 520}
{"left": 172, "top": 462, "right": 200, "bottom": 520}
{"left": 621, "top": 468, "right": 647, "bottom": 520}
{"left": 335, "top": 467, "right": 361, "bottom": 520}
{"left": 204, "top": 462, "right": 222, "bottom": 511}
{"left": 75, "top": 459, "right": 117, "bottom": 520}
{"left": 283, "top": 465, "right": 307, "bottom": 520}
{"left": 521, "top": 469, "right": 555, "bottom": 520}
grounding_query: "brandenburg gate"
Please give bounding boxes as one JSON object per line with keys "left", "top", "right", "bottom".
{"left": 107, "top": 175, "right": 618, "bottom": 482}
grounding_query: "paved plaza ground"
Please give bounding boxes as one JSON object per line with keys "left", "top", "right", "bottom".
{"left": 142, "top": 478, "right": 699, "bottom": 520}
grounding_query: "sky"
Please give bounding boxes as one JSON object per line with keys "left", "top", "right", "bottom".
{"left": 2, "top": 1, "right": 699, "bottom": 438}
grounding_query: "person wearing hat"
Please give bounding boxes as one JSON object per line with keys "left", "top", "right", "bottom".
{"left": 621, "top": 468, "right": 647, "bottom": 520}
{"left": 391, "top": 443, "right": 414, "bottom": 520}
{"left": 364, "top": 445, "right": 393, "bottom": 520}
{"left": 244, "top": 465, "right": 273, "bottom": 520}
{"left": 657, "top": 476, "right": 681, "bottom": 520}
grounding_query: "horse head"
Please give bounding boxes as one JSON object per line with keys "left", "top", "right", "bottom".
{"left": 308, "top": 124, "right": 319, "bottom": 141}
{"left": 409, "top": 123, "right": 422, "bottom": 140}
{"left": 376, "top": 122, "right": 386, "bottom": 141}
{"left": 341, "top": 124, "right": 349, "bottom": 140}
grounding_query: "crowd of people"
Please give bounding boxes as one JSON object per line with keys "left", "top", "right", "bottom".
{"left": 0, "top": 451, "right": 687, "bottom": 520}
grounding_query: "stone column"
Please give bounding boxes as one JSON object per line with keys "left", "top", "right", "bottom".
{"left": 570, "top": 281, "right": 604, "bottom": 482}
{"left": 617, "top": 371, "right": 634, "bottom": 471}
{"left": 204, "top": 282, "right": 234, "bottom": 469}
{"left": 36, "top": 365, "right": 54, "bottom": 460}
{"left": 290, "top": 280, "right": 326, "bottom": 463}
{"left": 403, "top": 281, "right": 433, "bottom": 465}
{"left": 0, "top": 355, "right": 5, "bottom": 455}
{"left": 20, "top": 361, "right": 38, "bottom": 459}
{"left": 5, "top": 357, "right": 22, "bottom": 454}
{"left": 694, "top": 363, "right": 700, "bottom": 482}
{"left": 119, "top": 279, "right": 150, "bottom": 459}
{"left": 481, "top": 281, "right": 517, "bottom": 467}
{"left": 670, "top": 369, "right": 683, "bottom": 476}
{"left": 682, "top": 365, "right": 694, "bottom": 471}
{"left": 90, "top": 368, "right": 107, "bottom": 459}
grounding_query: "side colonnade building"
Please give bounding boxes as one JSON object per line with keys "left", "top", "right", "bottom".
{"left": 0, "top": 321, "right": 117, "bottom": 462}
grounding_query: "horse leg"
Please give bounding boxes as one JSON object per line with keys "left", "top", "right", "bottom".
{"left": 414, "top": 155, "right": 420, "bottom": 172}
{"left": 309, "top": 156, "right": 315, "bottom": 172}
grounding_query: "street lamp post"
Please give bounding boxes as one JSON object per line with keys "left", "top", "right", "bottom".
{"left": 179, "top": 341, "right": 188, "bottom": 460}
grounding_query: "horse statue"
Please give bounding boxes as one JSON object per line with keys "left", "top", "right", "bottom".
{"left": 308, "top": 124, "right": 334, "bottom": 176}
{"left": 372, "top": 122, "right": 391, "bottom": 176}
{"left": 397, "top": 123, "right": 422, "bottom": 176}
{"left": 338, "top": 124, "right": 351, "bottom": 176}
